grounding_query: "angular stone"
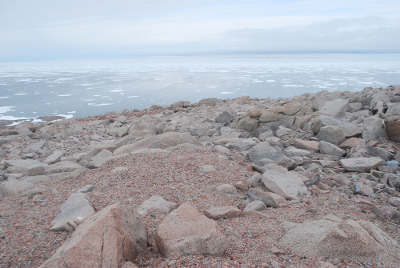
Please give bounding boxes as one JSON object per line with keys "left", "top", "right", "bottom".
{"left": 339, "top": 157, "right": 385, "bottom": 172}
{"left": 1, "top": 177, "right": 35, "bottom": 197}
{"left": 113, "top": 132, "right": 198, "bottom": 156}
{"left": 385, "top": 116, "right": 400, "bottom": 142}
{"left": 353, "top": 182, "right": 374, "bottom": 196}
{"left": 198, "top": 165, "right": 217, "bottom": 173}
{"left": 372, "top": 147, "right": 393, "bottom": 161}
{"left": 279, "top": 218, "right": 400, "bottom": 262}
{"left": 50, "top": 193, "right": 95, "bottom": 232}
{"left": 262, "top": 170, "right": 309, "bottom": 200}
{"left": 155, "top": 203, "right": 228, "bottom": 258}
{"left": 204, "top": 206, "right": 241, "bottom": 220}
{"left": 292, "top": 138, "right": 319, "bottom": 151}
{"left": 41, "top": 202, "right": 147, "bottom": 268}
{"left": 276, "top": 126, "right": 291, "bottom": 137}
{"left": 243, "top": 200, "right": 267, "bottom": 213}
{"left": 318, "top": 125, "right": 346, "bottom": 145}
{"left": 86, "top": 149, "right": 114, "bottom": 169}
{"left": 283, "top": 146, "right": 311, "bottom": 157}
{"left": 215, "top": 110, "right": 236, "bottom": 126}
{"left": 363, "top": 117, "right": 388, "bottom": 142}
{"left": 319, "top": 141, "right": 346, "bottom": 157}
{"left": 248, "top": 188, "right": 286, "bottom": 208}
{"left": 233, "top": 116, "right": 259, "bottom": 134}
{"left": 249, "top": 142, "right": 294, "bottom": 168}
{"left": 319, "top": 99, "right": 349, "bottom": 118}
{"left": 199, "top": 98, "right": 219, "bottom": 106}
{"left": 339, "top": 138, "right": 365, "bottom": 150}
{"left": 215, "top": 184, "right": 237, "bottom": 194}
{"left": 44, "top": 150, "right": 63, "bottom": 164}
{"left": 46, "top": 161, "right": 82, "bottom": 174}
{"left": 137, "top": 196, "right": 178, "bottom": 216}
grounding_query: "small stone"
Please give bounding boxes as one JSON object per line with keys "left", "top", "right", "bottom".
{"left": 204, "top": 206, "right": 241, "bottom": 220}
{"left": 215, "top": 184, "right": 238, "bottom": 194}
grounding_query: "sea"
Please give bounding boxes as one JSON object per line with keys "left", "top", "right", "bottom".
{"left": 1, "top": 54, "right": 400, "bottom": 123}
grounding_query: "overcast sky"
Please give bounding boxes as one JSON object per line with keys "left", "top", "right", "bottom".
{"left": 1, "top": 0, "right": 400, "bottom": 62}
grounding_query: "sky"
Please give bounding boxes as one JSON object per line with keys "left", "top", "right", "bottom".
{"left": 1, "top": 0, "right": 400, "bottom": 62}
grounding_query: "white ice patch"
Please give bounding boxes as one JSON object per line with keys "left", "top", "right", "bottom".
{"left": 283, "top": 85, "right": 304, "bottom": 87}
{"left": 88, "top": 103, "right": 114, "bottom": 106}
{"left": 252, "top": 80, "right": 263, "bottom": 83}
{"left": 109, "top": 89, "right": 124, "bottom": 92}
{"left": 266, "top": 80, "right": 275, "bottom": 83}
{"left": 128, "top": 96, "right": 139, "bottom": 98}
{"left": 81, "top": 99, "right": 95, "bottom": 101}
{"left": 220, "top": 92, "right": 235, "bottom": 94}
{"left": 208, "top": 86, "right": 218, "bottom": 88}
{"left": 57, "top": 94, "right": 73, "bottom": 97}
{"left": 0, "top": 96, "right": 10, "bottom": 99}
{"left": 0, "top": 106, "right": 15, "bottom": 114}
{"left": 67, "top": 111, "right": 76, "bottom": 114}
{"left": 14, "top": 93, "right": 28, "bottom": 96}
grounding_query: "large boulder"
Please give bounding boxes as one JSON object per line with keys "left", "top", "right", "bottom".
{"left": 1, "top": 177, "right": 35, "bottom": 197}
{"left": 46, "top": 161, "right": 82, "bottom": 174}
{"left": 50, "top": 193, "right": 95, "bottom": 232}
{"left": 215, "top": 110, "right": 236, "bottom": 126}
{"left": 41, "top": 202, "right": 147, "bottom": 268}
{"left": 318, "top": 125, "right": 346, "bottom": 145}
{"left": 155, "top": 203, "right": 228, "bottom": 258}
{"left": 44, "top": 150, "right": 64, "bottom": 164}
{"left": 279, "top": 217, "right": 400, "bottom": 263}
{"left": 319, "top": 141, "right": 346, "bottom": 157}
{"left": 113, "top": 132, "right": 198, "bottom": 156}
{"left": 311, "top": 115, "right": 362, "bottom": 138}
{"left": 115, "top": 121, "right": 157, "bottom": 148}
{"left": 248, "top": 188, "right": 286, "bottom": 208}
{"left": 319, "top": 99, "right": 349, "bottom": 118}
{"left": 262, "top": 169, "right": 309, "bottom": 200}
{"left": 137, "top": 195, "right": 178, "bottom": 216}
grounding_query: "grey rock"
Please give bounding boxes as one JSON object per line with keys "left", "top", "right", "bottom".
{"left": 243, "top": 200, "right": 267, "bottom": 213}
{"left": 318, "top": 125, "right": 345, "bottom": 145}
{"left": 353, "top": 182, "right": 374, "bottom": 196}
{"left": 44, "top": 150, "right": 63, "bottom": 164}
{"left": 137, "top": 195, "right": 178, "bottom": 216}
{"left": 204, "top": 206, "right": 241, "bottom": 220}
{"left": 319, "top": 99, "right": 349, "bottom": 118}
{"left": 372, "top": 147, "right": 393, "bottom": 161}
{"left": 339, "top": 157, "right": 385, "bottom": 172}
{"left": 284, "top": 146, "right": 311, "bottom": 157}
{"left": 246, "top": 173, "right": 263, "bottom": 188}
{"left": 362, "top": 117, "right": 388, "bottom": 142}
{"left": 46, "top": 161, "right": 82, "bottom": 174}
{"left": 50, "top": 192, "right": 95, "bottom": 232}
{"left": 248, "top": 188, "right": 285, "bottom": 208}
{"left": 215, "top": 110, "right": 236, "bottom": 126}
{"left": 249, "top": 142, "right": 295, "bottom": 168}
{"left": 1, "top": 177, "right": 35, "bottom": 197}
{"left": 262, "top": 169, "right": 309, "bottom": 200}
{"left": 319, "top": 141, "right": 346, "bottom": 157}
{"left": 86, "top": 149, "right": 114, "bottom": 169}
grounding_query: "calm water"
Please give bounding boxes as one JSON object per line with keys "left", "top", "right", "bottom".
{"left": 0, "top": 54, "right": 399, "bottom": 121}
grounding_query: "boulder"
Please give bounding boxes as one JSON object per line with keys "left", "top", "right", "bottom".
{"left": 1, "top": 177, "right": 35, "bottom": 197}
{"left": 50, "top": 193, "right": 95, "bottom": 232}
{"left": 115, "top": 121, "right": 157, "bottom": 148}
{"left": 204, "top": 206, "right": 241, "bottom": 220}
{"left": 243, "top": 201, "right": 267, "bottom": 213}
{"left": 319, "top": 141, "right": 346, "bottom": 157}
{"left": 311, "top": 116, "right": 361, "bottom": 138}
{"left": 86, "top": 149, "right": 114, "bottom": 169}
{"left": 113, "top": 132, "right": 198, "bottom": 156}
{"left": 44, "top": 150, "right": 63, "bottom": 164}
{"left": 215, "top": 110, "right": 236, "bottom": 126}
{"left": 155, "top": 203, "right": 228, "bottom": 258}
{"left": 199, "top": 98, "right": 219, "bottom": 106}
{"left": 318, "top": 125, "right": 345, "bottom": 145}
{"left": 339, "top": 138, "right": 365, "bottom": 150}
{"left": 284, "top": 146, "right": 311, "bottom": 157}
{"left": 319, "top": 99, "right": 349, "bottom": 118}
{"left": 339, "top": 157, "right": 385, "bottom": 172}
{"left": 248, "top": 188, "right": 286, "bottom": 208}
{"left": 4, "top": 159, "right": 48, "bottom": 174}
{"left": 41, "top": 203, "right": 146, "bottom": 268}
{"left": 249, "top": 142, "right": 294, "bottom": 169}
{"left": 385, "top": 116, "right": 400, "bottom": 142}
{"left": 137, "top": 196, "right": 178, "bottom": 216}
{"left": 46, "top": 161, "right": 82, "bottom": 174}
{"left": 262, "top": 170, "right": 309, "bottom": 200}
{"left": 233, "top": 116, "right": 259, "bottom": 134}
{"left": 292, "top": 139, "right": 319, "bottom": 151}
{"left": 363, "top": 117, "right": 388, "bottom": 142}
{"left": 279, "top": 218, "right": 400, "bottom": 263}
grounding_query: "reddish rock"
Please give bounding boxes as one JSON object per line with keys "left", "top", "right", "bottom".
{"left": 385, "top": 116, "right": 400, "bottom": 142}
{"left": 292, "top": 138, "right": 319, "bottom": 151}
{"left": 155, "top": 203, "right": 228, "bottom": 258}
{"left": 41, "top": 202, "right": 147, "bottom": 268}
{"left": 339, "top": 137, "right": 365, "bottom": 150}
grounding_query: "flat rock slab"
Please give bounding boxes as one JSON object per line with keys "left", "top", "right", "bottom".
{"left": 279, "top": 218, "right": 400, "bottom": 263}
{"left": 46, "top": 161, "right": 82, "bottom": 174}
{"left": 292, "top": 139, "right": 319, "bottom": 151}
{"left": 50, "top": 193, "right": 95, "bottom": 232}
{"left": 1, "top": 177, "right": 35, "bottom": 197}
{"left": 248, "top": 188, "right": 286, "bottom": 208}
{"left": 44, "top": 150, "right": 63, "bottom": 164}
{"left": 41, "top": 202, "right": 147, "bottom": 268}
{"left": 137, "top": 195, "right": 177, "bottom": 216}
{"left": 339, "top": 157, "right": 385, "bottom": 172}
{"left": 262, "top": 170, "right": 309, "bottom": 200}
{"left": 204, "top": 206, "right": 241, "bottom": 220}
{"left": 155, "top": 203, "right": 228, "bottom": 258}
{"left": 243, "top": 200, "right": 267, "bottom": 213}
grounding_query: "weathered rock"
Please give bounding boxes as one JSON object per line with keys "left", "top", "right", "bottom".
{"left": 363, "top": 117, "right": 388, "bottom": 142}
{"left": 279, "top": 218, "right": 400, "bottom": 263}
{"left": 292, "top": 138, "right": 319, "bottom": 151}
{"left": 113, "top": 132, "right": 198, "bottom": 156}
{"left": 248, "top": 188, "right": 286, "bottom": 208}
{"left": 198, "top": 165, "right": 217, "bottom": 173}
{"left": 243, "top": 200, "right": 267, "bottom": 213}
{"left": 215, "top": 110, "right": 236, "bottom": 126}
{"left": 249, "top": 142, "right": 294, "bottom": 168}
{"left": 372, "top": 147, "right": 393, "bottom": 161}
{"left": 246, "top": 173, "right": 263, "bottom": 188}
{"left": 319, "top": 141, "right": 346, "bottom": 157}
{"left": 276, "top": 126, "right": 291, "bottom": 137}
{"left": 41, "top": 202, "right": 147, "bottom": 268}
{"left": 283, "top": 146, "right": 311, "bottom": 157}
{"left": 204, "top": 206, "right": 241, "bottom": 220}
{"left": 339, "top": 157, "right": 385, "bottom": 172}
{"left": 318, "top": 125, "right": 345, "bottom": 145}
{"left": 311, "top": 115, "right": 361, "bottom": 138}
{"left": 199, "top": 98, "right": 219, "bottom": 106}
{"left": 233, "top": 116, "right": 259, "bottom": 134}
{"left": 137, "top": 196, "right": 178, "bottom": 216}
{"left": 4, "top": 159, "right": 48, "bottom": 174}
{"left": 339, "top": 137, "right": 365, "bottom": 150}
{"left": 215, "top": 184, "right": 237, "bottom": 194}
{"left": 319, "top": 99, "right": 349, "bottom": 118}
{"left": 1, "top": 177, "right": 35, "bottom": 197}
{"left": 262, "top": 170, "right": 309, "bottom": 200}
{"left": 352, "top": 182, "right": 374, "bottom": 196}
{"left": 86, "top": 149, "right": 114, "bottom": 169}
{"left": 44, "top": 150, "right": 63, "bottom": 164}
{"left": 50, "top": 193, "right": 95, "bottom": 232}
{"left": 115, "top": 121, "right": 158, "bottom": 148}
{"left": 233, "top": 181, "right": 249, "bottom": 191}
{"left": 155, "top": 203, "right": 228, "bottom": 258}
{"left": 385, "top": 116, "right": 400, "bottom": 142}
{"left": 46, "top": 161, "right": 82, "bottom": 174}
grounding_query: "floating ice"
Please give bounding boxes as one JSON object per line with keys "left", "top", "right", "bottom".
{"left": 68, "top": 111, "right": 76, "bottom": 114}
{"left": 14, "top": 93, "right": 28, "bottom": 96}
{"left": 209, "top": 86, "right": 218, "bottom": 88}
{"left": 220, "top": 92, "right": 235, "bottom": 94}
{"left": 57, "top": 94, "right": 73, "bottom": 97}
{"left": 0, "top": 96, "right": 10, "bottom": 99}
{"left": 88, "top": 103, "right": 114, "bottom": 106}
{"left": 109, "top": 89, "right": 124, "bottom": 92}
{"left": 81, "top": 99, "right": 95, "bottom": 101}
{"left": 128, "top": 96, "right": 139, "bottom": 98}
{"left": 0, "top": 106, "right": 15, "bottom": 114}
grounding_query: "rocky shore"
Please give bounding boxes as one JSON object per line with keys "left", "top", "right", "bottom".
{"left": 1, "top": 85, "right": 400, "bottom": 267}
